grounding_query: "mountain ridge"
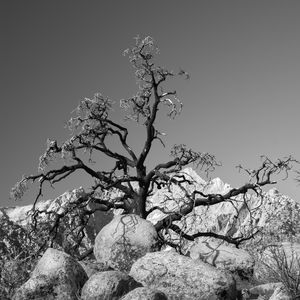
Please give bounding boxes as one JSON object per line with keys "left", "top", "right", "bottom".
{"left": 1, "top": 168, "right": 299, "bottom": 254}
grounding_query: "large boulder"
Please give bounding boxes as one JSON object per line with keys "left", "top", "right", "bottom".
{"left": 120, "top": 287, "right": 168, "bottom": 300}
{"left": 188, "top": 239, "right": 255, "bottom": 279}
{"left": 129, "top": 250, "right": 237, "bottom": 299}
{"left": 94, "top": 214, "right": 159, "bottom": 272}
{"left": 13, "top": 248, "right": 88, "bottom": 300}
{"left": 81, "top": 270, "right": 142, "bottom": 300}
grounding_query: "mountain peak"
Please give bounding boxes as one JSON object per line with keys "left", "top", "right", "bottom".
{"left": 180, "top": 167, "right": 206, "bottom": 185}
{"left": 204, "top": 177, "right": 231, "bottom": 195}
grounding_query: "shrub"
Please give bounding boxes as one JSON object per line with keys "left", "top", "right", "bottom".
{"left": 0, "top": 249, "right": 39, "bottom": 299}
{"left": 260, "top": 243, "right": 300, "bottom": 299}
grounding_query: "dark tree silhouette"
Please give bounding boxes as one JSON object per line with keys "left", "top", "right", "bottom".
{"left": 11, "top": 36, "right": 297, "bottom": 254}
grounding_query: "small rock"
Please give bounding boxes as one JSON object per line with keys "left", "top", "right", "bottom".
{"left": 120, "top": 287, "right": 168, "bottom": 300}
{"left": 269, "top": 284, "right": 291, "bottom": 300}
{"left": 249, "top": 282, "right": 282, "bottom": 298}
{"left": 78, "top": 259, "right": 112, "bottom": 278}
{"left": 81, "top": 270, "right": 142, "bottom": 300}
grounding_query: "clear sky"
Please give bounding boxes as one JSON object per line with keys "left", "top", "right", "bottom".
{"left": 1, "top": 0, "right": 300, "bottom": 207}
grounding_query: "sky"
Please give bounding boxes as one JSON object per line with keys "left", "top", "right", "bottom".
{"left": 1, "top": 0, "right": 300, "bottom": 207}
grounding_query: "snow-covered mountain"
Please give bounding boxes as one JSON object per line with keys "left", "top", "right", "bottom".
{"left": 1, "top": 188, "right": 85, "bottom": 226}
{"left": 0, "top": 188, "right": 112, "bottom": 257}
{"left": 147, "top": 167, "right": 300, "bottom": 248}
{"left": 1, "top": 168, "right": 299, "bottom": 254}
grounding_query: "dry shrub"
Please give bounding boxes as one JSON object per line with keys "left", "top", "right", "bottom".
{"left": 0, "top": 249, "right": 39, "bottom": 299}
{"left": 0, "top": 216, "right": 43, "bottom": 298}
{"left": 259, "top": 244, "right": 300, "bottom": 299}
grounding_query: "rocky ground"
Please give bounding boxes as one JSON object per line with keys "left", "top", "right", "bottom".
{"left": 1, "top": 168, "right": 300, "bottom": 299}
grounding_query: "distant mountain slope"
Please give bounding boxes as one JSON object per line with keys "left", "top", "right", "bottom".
{"left": 147, "top": 167, "right": 300, "bottom": 249}
{"left": 1, "top": 168, "right": 299, "bottom": 255}
{"left": 0, "top": 188, "right": 113, "bottom": 258}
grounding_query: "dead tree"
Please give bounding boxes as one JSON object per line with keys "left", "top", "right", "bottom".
{"left": 11, "top": 36, "right": 297, "bottom": 254}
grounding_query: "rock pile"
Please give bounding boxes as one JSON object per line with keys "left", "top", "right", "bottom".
{"left": 12, "top": 213, "right": 300, "bottom": 299}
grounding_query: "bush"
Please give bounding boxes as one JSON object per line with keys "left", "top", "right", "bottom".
{"left": 0, "top": 249, "right": 39, "bottom": 299}
{"left": 0, "top": 215, "right": 43, "bottom": 298}
{"left": 260, "top": 243, "right": 300, "bottom": 299}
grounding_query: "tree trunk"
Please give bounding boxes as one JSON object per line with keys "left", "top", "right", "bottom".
{"left": 128, "top": 193, "right": 147, "bottom": 219}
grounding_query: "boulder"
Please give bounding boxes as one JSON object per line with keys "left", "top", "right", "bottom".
{"left": 129, "top": 250, "right": 237, "bottom": 300}
{"left": 189, "top": 239, "right": 254, "bottom": 279}
{"left": 13, "top": 248, "right": 88, "bottom": 300}
{"left": 120, "top": 287, "right": 168, "bottom": 300}
{"left": 94, "top": 214, "right": 159, "bottom": 272}
{"left": 81, "top": 270, "right": 142, "bottom": 300}
{"left": 269, "top": 284, "right": 291, "bottom": 300}
{"left": 249, "top": 282, "right": 283, "bottom": 299}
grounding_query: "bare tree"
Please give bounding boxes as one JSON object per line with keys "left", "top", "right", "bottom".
{"left": 11, "top": 36, "right": 297, "bottom": 255}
